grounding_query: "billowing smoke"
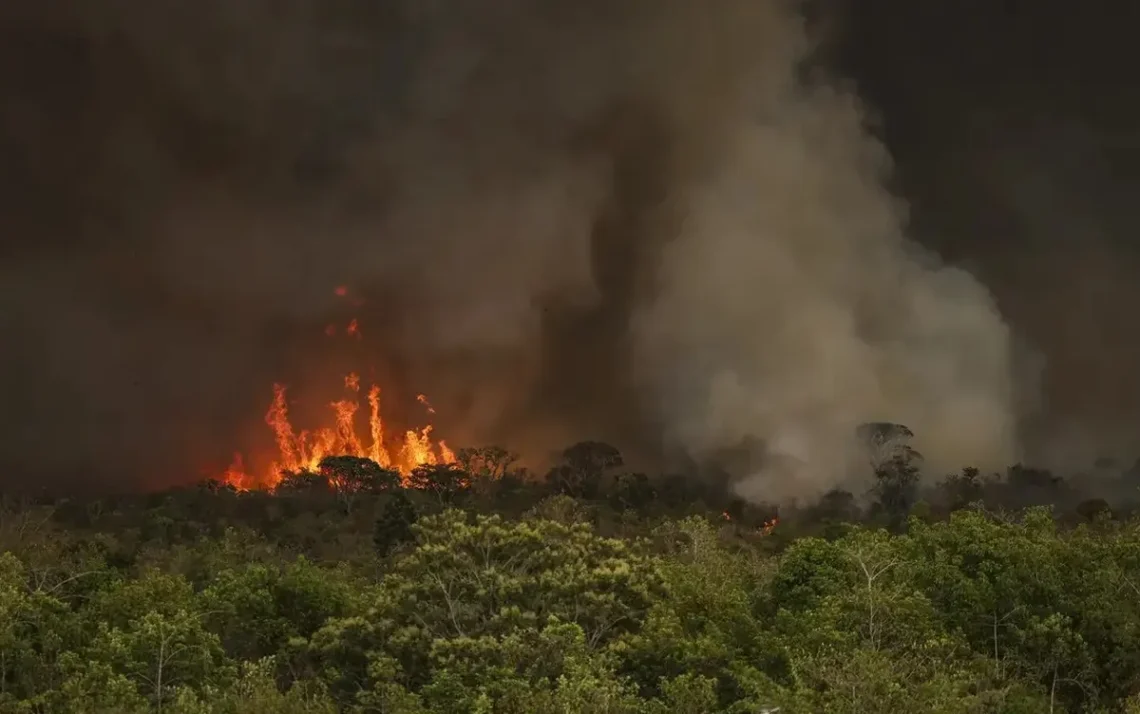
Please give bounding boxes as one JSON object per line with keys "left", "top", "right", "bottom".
{"left": 628, "top": 75, "right": 1017, "bottom": 501}
{"left": 0, "top": 0, "right": 1019, "bottom": 497}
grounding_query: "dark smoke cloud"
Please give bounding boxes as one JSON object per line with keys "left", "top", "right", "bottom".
{"left": 7, "top": 0, "right": 1116, "bottom": 498}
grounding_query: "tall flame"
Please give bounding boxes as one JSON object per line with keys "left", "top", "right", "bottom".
{"left": 367, "top": 385, "right": 391, "bottom": 468}
{"left": 223, "top": 376, "right": 456, "bottom": 490}
{"left": 221, "top": 293, "right": 455, "bottom": 490}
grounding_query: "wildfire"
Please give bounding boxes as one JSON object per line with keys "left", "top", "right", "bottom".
{"left": 720, "top": 511, "right": 779, "bottom": 536}
{"left": 220, "top": 289, "right": 456, "bottom": 491}
{"left": 221, "top": 377, "right": 456, "bottom": 490}
{"left": 760, "top": 516, "right": 779, "bottom": 536}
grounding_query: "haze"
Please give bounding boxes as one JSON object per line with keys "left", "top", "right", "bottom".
{"left": 0, "top": 0, "right": 1135, "bottom": 496}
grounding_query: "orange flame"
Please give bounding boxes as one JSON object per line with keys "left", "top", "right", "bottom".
{"left": 366, "top": 385, "right": 391, "bottom": 468}
{"left": 223, "top": 375, "right": 455, "bottom": 490}
{"left": 220, "top": 293, "right": 456, "bottom": 491}
{"left": 222, "top": 453, "right": 252, "bottom": 491}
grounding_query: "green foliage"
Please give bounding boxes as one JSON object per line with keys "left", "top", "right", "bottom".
{"left": 524, "top": 494, "right": 593, "bottom": 525}
{"left": 6, "top": 472, "right": 1140, "bottom": 713}
{"left": 199, "top": 557, "right": 361, "bottom": 662}
{"left": 81, "top": 608, "right": 230, "bottom": 708}
{"left": 621, "top": 517, "right": 780, "bottom": 706}
{"left": 374, "top": 490, "right": 419, "bottom": 557}
{"left": 0, "top": 552, "right": 83, "bottom": 707}
{"left": 306, "top": 510, "right": 667, "bottom": 709}
{"left": 167, "top": 657, "right": 337, "bottom": 714}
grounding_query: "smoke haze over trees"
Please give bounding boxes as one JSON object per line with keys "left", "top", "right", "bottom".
{"left": 0, "top": 0, "right": 1137, "bottom": 496}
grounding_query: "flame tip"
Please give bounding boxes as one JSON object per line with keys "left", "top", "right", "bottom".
{"left": 224, "top": 372, "right": 451, "bottom": 490}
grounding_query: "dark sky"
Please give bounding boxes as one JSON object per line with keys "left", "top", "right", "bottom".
{"left": 1, "top": 0, "right": 1139, "bottom": 492}
{"left": 833, "top": 0, "right": 1140, "bottom": 465}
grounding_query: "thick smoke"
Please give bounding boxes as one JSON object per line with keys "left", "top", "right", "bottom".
{"left": 0, "top": 0, "right": 1018, "bottom": 497}
{"left": 629, "top": 79, "right": 1017, "bottom": 501}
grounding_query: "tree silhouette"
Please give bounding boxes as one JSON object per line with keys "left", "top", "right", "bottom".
{"left": 856, "top": 422, "right": 923, "bottom": 474}
{"left": 374, "top": 491, "right": 418, "bottom": 557}
{"left": 938, "top": 467, "right": 985, "bottom": 511}
{"left": 313, "top": 456, "right": 403, "bottom": 514}
{"left": 609, "top": 472, "right": 656, "bottom": 512}
{"left": 548, "top": 441, "right": 623, "bottom": 500}
{"left": 858, "top": 423, "right": 923, "bottom": 531}
{"left": 275, "top": 470, "right": 331, "bottom": 496}
{"left": 407, "top": 463, "right": 470, "bottom": 505}
{"left": 456, "top": 446, "right": 520, "bottom": 481}
{"left": 318, "top": 455, "right": 402, "bottom": 494}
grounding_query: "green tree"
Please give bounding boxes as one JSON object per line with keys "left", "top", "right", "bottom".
{"left": 81, "top": 610, "right": 230, "bottom": 711}
{"left": 0, "top": 552, "right": 81, "bottom": 706}
{"left": 909, "top": 510, "right": 1047, "bottom": 675}
{"left": 48, "top": 653, "right": 150, "bottom": 714}
{"left": 524, "top": 494, "right": 593, "bottom": 525}
{"left": 308, "top": 510, "right": 665, "bottom": 708}
{"left": 622, "top": 517, "right": 778, "bottom": 706}
{"left": 374, "top": 491, "right": 419, "bottom": 558}
{"left": 165, "top": 657, "right": 337, "bottom": 714}
{"left": 199, "top": 558, "right": 362, "bottom": 663}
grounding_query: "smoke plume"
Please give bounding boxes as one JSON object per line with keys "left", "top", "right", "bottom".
{"left": 0, "top": 0, "right": 1019, "bottom": 497}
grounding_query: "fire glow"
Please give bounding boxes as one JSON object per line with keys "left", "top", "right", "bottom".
{"left": 220, "top": 286, "right": 456, "bottom": 491}
{"left": 721, "top": 510, "right": 780, "bottom": 536}
{"left": 221, "top": 376, "right": 455, "bottom": 491}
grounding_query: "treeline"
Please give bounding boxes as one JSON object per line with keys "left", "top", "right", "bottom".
{"left": 2, "top": 439, "right": 1140, "bottom": 712}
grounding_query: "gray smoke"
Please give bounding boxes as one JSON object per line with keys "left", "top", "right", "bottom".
{"left": 630, "top": 82, "right": 1018, "bottom": 501}
{"left": 0, "top": 0, "right": 1020, "bottom": 497}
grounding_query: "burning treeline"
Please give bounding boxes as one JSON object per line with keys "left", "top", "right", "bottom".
{"left": 222, "top": 286, "right": 456, "bottom": 491}
{"left": 221, "top": 378, "right": 456, "bottom": 491}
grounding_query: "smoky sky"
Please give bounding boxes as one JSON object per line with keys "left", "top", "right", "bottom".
{"left": 0, "top": 0, "right": 1136, "bottom": 495}
{"left": 832, "top": 0, "right": 1140, "bottom": 471}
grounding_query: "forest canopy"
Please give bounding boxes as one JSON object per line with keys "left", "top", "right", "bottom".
{"left": 3, "top": 436, "right": 1140, "bottom": 713}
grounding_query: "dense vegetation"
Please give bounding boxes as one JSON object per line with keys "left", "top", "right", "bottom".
{"left": 4, "top": 437, "right": 1140, "bottom": 713}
